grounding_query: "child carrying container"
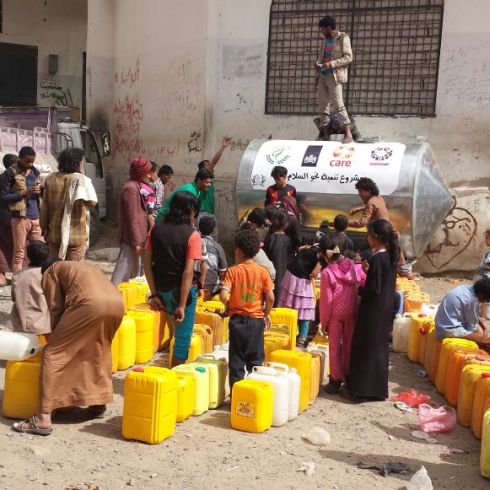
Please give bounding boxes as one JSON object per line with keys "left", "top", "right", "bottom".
{"left": 264, "top": 210, "right": 292, "bottom": 305}
{"left": 220, "top": 229, "right": 274, "bottom": 391}
{"left": 319, "top": 235, "right": 366, "bottom": 394}
{"left": 277, "top": 243, "right": 320, "bottom": 347}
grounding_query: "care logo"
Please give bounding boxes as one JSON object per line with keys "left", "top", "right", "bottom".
{"left": 301, "top": 145, "right": 323, "bottom": 167}
{"left": 371, "top": 146, "right": 393, "bottom": 161}
{"left": 332, "top": 145, "right": 355, "bottom": 160}
{"left": 265, "top": 146, "right": 291, "bottom": 165}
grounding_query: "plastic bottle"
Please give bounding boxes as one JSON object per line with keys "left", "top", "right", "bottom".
{"left": 392, "top": 313, "right": 412, "bottom": 353}
{"left": 247, "top": 365, "right": 289, "bottom": 427}
{"left": 0, "top": 331, "right": 44, "bottom": 361}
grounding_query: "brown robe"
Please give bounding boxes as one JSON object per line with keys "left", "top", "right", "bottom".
{"left": 40, "top": 261, "right": 125, "bottom": 413}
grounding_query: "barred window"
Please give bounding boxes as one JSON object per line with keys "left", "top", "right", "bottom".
{"left": 266, "top": 0, "right": 444, "bottom": 116}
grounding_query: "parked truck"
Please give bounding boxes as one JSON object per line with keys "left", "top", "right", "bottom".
{"left": 0, "top": 106, "right": 109, "bottom": 244}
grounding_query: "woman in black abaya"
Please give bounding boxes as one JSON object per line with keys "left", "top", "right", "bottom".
{"left": 347, "top": 219, "right": 399, "bottom": 401}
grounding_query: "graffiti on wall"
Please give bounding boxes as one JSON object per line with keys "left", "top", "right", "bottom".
{"left": 163, "top": 60, "right": 201, "bottom": 120}
{"left": 114, "top": 59, "right": 140, "bottom": 88}
{"left": 39, "top": 80, "right": 72, "bottom": 107}
{"left": 112, "top": 59, "right": 143, "bottom": 157}
{"left": 424, "top": 196, "right": 478, "bottom": 270}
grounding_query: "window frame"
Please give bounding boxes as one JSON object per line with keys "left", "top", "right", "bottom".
{"left": 265, "top": 0, "right": 444, "bottom": 117}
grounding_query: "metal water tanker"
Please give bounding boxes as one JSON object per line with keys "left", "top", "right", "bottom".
{"left": 236, "top": 139, "right": 452, "bottom": 258}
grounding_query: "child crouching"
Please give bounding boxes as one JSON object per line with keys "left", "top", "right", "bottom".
{"left": 220, "top": 229, "right": 274, "bottom": 391}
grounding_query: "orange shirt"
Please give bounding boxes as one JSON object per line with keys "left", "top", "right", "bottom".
{"left": 221, "top": 261, "right": 273, "bottom": 319}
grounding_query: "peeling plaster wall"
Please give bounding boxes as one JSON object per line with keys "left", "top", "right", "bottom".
{"left": 0, "top": 0, "right": 87, "bottom": 107}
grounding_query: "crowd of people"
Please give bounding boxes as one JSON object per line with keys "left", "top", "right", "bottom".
{"left": 1, "top": 11, "right": 488, "bottom": 445}
{"left": 2, "top": 133, "right": 489, "bottom": 436}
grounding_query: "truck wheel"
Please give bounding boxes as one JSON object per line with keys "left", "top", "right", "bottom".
{"left": 89, "top": 207, "right": 100, "bottom": 247}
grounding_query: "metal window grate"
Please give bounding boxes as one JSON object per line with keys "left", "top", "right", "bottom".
{"left": 266, "top": 0, "right": 444, "bottom": 116}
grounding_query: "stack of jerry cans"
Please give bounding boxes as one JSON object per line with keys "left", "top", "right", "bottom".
{"left": 122, "top": 366, "right": 177, "bottom": 444}
{"left": 231, "top": 379, "right": 273, "bottom": 433}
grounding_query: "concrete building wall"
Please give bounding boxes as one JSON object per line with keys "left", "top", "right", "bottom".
{"left": 0, "top": 0, "right": 87, "bottom": 108}
{"left": 87, "top": 0, "right": 490, "bottom": 271}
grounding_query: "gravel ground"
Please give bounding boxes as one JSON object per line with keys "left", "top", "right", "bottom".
{"left": 0, "top": 224, "right": 487, "bottom": 490}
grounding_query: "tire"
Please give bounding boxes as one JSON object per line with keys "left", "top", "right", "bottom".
{"left": 89, "top": 207, "right": 100, "bottom": 247}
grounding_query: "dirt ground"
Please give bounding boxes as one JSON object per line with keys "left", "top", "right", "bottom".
{"left": 0, "top": 224, "right": 488, "bottom": 490}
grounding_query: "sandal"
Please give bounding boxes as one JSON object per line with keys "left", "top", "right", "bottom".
{"left": 12, "top": 416, "right": 53, "bottom": 436}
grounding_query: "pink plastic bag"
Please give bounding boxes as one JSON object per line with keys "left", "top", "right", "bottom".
{"left": 418, "top": 403, "right": 456, "bottom": 433}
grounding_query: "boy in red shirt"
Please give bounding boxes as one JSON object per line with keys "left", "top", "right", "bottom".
{"left": 220, "top": 229, "right": 274, "bottom": 390}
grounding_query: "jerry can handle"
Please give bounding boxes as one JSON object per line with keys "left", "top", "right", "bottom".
{"left": 265, "top": 362, "right": 289, "bottom": 372}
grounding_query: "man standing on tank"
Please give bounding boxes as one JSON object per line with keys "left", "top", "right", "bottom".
{"left": 314, "top": 15, "right": 353, "bottom": 143}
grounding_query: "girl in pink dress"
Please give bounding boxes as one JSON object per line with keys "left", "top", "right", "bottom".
{"left": 319, "top": 235, "right": 366, "bottom": 394}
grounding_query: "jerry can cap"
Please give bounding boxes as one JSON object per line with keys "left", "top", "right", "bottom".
{"left": 133, "top": 367, "right": 145, "bottom": 372}
{"left": 195, "top": 367, "right": 206, "bottom": 373}
{"left": 418, "top": 313, "right": 427, "bottom": 317}
{"left": 482, "top": 373, "right": 490, "bottom": 379}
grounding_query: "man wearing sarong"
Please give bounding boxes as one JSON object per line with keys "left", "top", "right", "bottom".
{"left": 13, "top": 260, "right": 124, "bottom": 436}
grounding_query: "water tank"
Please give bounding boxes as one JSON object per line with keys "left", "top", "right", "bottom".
{"left": 236, "top": 139, "right": 452, "bottom": 258}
